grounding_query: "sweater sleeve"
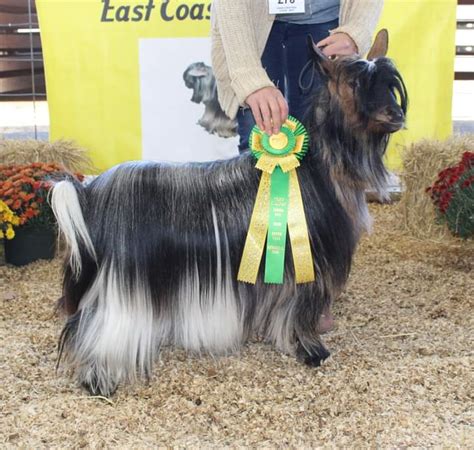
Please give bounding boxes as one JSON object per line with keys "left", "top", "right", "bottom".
{"left": 212, "top": 0, "right": 275, "bottom": 105}
{"left": 330, "top": 0, "right": 384, "bottom": 56}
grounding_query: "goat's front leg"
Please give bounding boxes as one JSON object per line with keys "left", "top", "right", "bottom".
{"left": 296, "top": 340, "right": 331, "bottom": 367}
{"left": 293, "top": 286, "right": 332, "bottom": 367}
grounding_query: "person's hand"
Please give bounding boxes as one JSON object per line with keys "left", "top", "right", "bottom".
{"left": 246, "top": 86, "right": 289, "bottom": 135}
{"left": 316, "top": 33, "right": 358, "bottom": 58}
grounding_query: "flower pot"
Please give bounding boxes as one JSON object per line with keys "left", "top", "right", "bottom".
{"left": 4, "top": 226, "right": 57, "bottom": 266}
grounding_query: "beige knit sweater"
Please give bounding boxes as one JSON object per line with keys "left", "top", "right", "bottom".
{"left": 211, "top": 0, "right": 384, "bottom": 119}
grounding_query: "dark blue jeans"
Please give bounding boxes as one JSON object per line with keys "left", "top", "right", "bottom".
{"left": 237, "top": 19, "right": 338, "bottom": 153}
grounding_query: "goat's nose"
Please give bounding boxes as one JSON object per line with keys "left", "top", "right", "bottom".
{"left": 387, "top": 106, "right": 404, "bottom": 122}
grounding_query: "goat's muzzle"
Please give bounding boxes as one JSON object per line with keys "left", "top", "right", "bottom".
{"left": 373, "top": 105, "right": 405, "bottom": 134}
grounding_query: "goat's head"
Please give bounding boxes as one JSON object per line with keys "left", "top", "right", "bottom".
{"left": 308, "top": 29, "right": 407, "bottom": 135}
{"left": 183, "top": 62, "right": 216, "bottom": 104}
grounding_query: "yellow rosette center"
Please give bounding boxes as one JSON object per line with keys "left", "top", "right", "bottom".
{"left": 269, "top": 132, "right": 289, "bottom": 151}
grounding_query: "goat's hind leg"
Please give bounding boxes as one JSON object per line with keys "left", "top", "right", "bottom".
{"left": 60, "top": 266, "right": 158, "bottom": 397}
{"left": 58, "top": 311, "right": 118, "bottom": 397}
{"left": 56, "top": 264, "right": 119, "bottom": 396}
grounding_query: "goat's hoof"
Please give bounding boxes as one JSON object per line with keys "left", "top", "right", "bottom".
{"left": 296, "top": 342, "right": 330, "bottom": 368}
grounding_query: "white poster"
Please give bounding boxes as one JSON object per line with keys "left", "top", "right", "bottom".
{"left": 139, "top": 37, "right": 239, "bottom": 163}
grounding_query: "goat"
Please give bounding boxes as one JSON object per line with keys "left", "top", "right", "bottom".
{"left": 183, "top": 62, "right": 238, "bottom": 138}
{"left": 52, "top": 30, "right": 407, "bottom": 396}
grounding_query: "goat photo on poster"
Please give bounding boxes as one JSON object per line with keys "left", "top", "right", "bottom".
{"left": 139, "top": 37, "right": 238, "bottom": 163}
{"left": 183, "top": 62, "right": 237, "bottom": 139}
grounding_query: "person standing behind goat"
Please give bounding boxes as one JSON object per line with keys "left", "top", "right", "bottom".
{"left": 211, "top": 0, "right": 384, "bottom": 153}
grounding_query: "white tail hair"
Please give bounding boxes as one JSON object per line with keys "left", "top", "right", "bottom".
{"left": 51, "top": 180, "right": 96, "bottom": 277}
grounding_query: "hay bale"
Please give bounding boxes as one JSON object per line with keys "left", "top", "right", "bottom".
{"left": 0, "top": 139, "right": 96, "bottom": 174}
{"left": 397, "top": 134, "right": 474, "bottom": 240}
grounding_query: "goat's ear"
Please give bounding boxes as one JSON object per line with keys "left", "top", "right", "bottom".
{"left": 307, "top": 35, "right": 334, "bottom": 78}
{"left": 367, "top": 29, "right": 389, "bottom": 60}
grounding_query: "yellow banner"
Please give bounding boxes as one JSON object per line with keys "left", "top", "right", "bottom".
{"left": 37, "top": 0, "right": 214, "bottom": 170}
{"left": 36, "top": 0, "right": 457, "bottom": 171}
{"left": 378, "top": 0, "right": 457, "bottom": 169}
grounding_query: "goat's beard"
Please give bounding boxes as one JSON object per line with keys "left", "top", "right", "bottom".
{"left": 307, "top": 92, "right": 391, "bottom": 235}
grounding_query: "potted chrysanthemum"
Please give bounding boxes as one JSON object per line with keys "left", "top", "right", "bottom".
{"left": 426, "top": 152, "right": 474, "bottom": 239}
{"left": 0, "top": 162, "right": 84, "bottom": 266}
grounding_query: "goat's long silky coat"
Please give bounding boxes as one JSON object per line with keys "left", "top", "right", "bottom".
{"left": 52, "top": 31, "right": 407, "bottom": 396}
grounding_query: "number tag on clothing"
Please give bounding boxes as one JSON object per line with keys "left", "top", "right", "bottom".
{"left": 268, "top": 0, "right": 306, "bottom": 15}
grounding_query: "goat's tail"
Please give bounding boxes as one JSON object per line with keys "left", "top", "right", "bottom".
{"left": 51, "top": 179, "right": 96, "bottom": 277}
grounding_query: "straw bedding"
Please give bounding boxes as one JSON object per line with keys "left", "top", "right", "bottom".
{"left": 0, "top": 204, "right": 472, "bottom": 447}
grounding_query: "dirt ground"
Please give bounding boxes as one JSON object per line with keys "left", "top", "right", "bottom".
{"left": 0, "top": 204, "right": 473, "bottom": 447}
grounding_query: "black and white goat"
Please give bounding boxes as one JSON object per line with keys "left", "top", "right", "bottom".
{"left": 52, "top": 30, "right": 407, "bottom": 396}
{"left": 183, "top": 62, "right": 238, "bottom": 138}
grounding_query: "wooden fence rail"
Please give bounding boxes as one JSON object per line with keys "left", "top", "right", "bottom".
{"left": 0, "top": 0, "right": 44, "bottom": 100}
{"left": 456, "top": 0, "right": 474, "bottom": 80}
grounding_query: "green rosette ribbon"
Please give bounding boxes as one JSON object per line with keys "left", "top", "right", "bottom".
{"left": 238, "top": 116, "right": 316, "bottom": 285}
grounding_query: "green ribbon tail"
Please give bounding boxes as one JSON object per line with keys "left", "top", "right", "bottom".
{"left": 264, "top": 166, "right": 290, "bottom": 284}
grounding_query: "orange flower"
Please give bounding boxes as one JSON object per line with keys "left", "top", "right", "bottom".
{"left": 25, "top": 208, "right": 36, "bottom": 219}
{"left": 19, "top": 192, "right": 35, "bottom": 202}
{"left": 1, "top": 162, "right": 84, "bottom": 226}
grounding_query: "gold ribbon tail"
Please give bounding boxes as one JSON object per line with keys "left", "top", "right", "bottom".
{"left": 288, "top": 170, "right": 316, "bottom": 283}
{"left": 237, "top": 172, "right": 271, "bottom": 284}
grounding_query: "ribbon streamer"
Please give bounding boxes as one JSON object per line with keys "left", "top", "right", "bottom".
{"left": 238, "top": 116, "right": 316, "bottom": 285}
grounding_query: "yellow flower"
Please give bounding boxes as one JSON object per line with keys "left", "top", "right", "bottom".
{"left": 6, "top": 226, "right": 15, "bottom": 240}
{"left": 0, "top": 230, "right": 4, "bottom": 239}
{"left": 0, "top": 201, "right": 20, "bottom": 228}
